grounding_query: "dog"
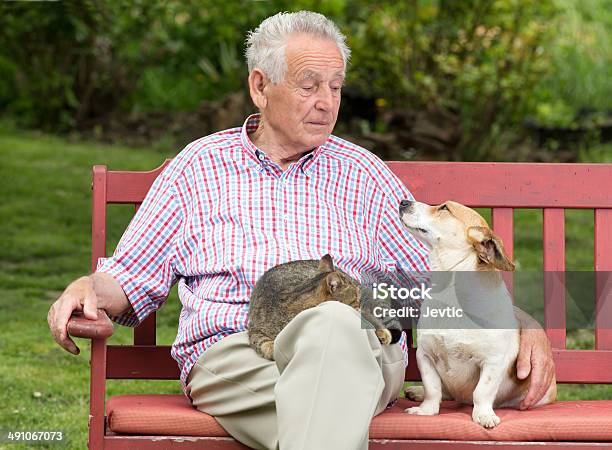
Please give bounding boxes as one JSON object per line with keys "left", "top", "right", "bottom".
{"left": 398, "top": 199, "right": 556, "bottom": 428}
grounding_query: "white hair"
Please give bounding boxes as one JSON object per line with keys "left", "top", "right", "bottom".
{"left": 245, "top": 11, "right": 351, "bottom": 84}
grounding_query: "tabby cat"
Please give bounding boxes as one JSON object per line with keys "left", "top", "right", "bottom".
{"left": 248, "top": 254, "right": 400, "bottom": 360}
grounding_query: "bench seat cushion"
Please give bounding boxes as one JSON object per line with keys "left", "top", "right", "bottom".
{"left": 107, "top": 395, "right": 612, "bottom": 441}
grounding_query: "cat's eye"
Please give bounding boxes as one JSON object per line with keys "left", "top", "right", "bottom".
{"left": 439, "top": 204, "right": 449, "bottom": 211}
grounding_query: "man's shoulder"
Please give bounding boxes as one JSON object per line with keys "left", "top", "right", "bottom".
{"left": 179, "top": 127, "right": 243, "bottom": 161}
{"left": 326, "top": 134, "right": 379, "bottom": 160}
{"left": 162, "top": 127, "right": 243, "bottom": 181}
{"left": 324, "top": 134, "right": 412, "bottom": 200}
{"left": 325, "top": 134, "right": 397, "bottom": 178}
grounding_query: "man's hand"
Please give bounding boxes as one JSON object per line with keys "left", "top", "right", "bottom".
{"left": 48, "top": 276, "right": 100, "bottom": 355}
{"left": 516, "top": 326, "right": 556, "bottom": 410}
{"left": 47, "top": 272, "right": 129, "bottom": 355}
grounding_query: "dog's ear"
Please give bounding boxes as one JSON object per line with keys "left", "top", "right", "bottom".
{"left": 318, "top": 254, "right": 334, "bottom": 272}
{"left": 467, "top": 226, "right": 515, "bottom": 271}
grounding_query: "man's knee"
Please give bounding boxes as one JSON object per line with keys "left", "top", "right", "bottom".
{"left": 299, "top": 300, "right": 362, "bottom": 337}
{"left": 317, "top": 298, "right": 361, "bottom": 315}
{"left": 274, "top": 301, "right": 370, "bottom": 362}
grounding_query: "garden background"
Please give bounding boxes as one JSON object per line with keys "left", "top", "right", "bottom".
{"left": 0, "top": 1, "right": 610, "bottom": 448}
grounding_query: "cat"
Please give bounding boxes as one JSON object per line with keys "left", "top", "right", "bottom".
{"left": 247, "top": 254, "right": 401, "bottom": 360}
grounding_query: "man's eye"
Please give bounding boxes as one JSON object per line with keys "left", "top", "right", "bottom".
{"left": 301, "top": 86, "right": 314, "bottom": 91}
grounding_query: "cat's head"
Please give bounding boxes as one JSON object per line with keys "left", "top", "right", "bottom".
{"left": 317, "top": 254, "right": 360, "bottom": 308}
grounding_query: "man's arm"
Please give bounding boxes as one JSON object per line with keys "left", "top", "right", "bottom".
{"left": 47, "top": 272, "right": 130, "bottom": 355}
{"left": 514, "top": 305, "right": 556, "bottom": 409}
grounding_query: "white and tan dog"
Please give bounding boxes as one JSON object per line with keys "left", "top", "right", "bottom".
{"left": 398, "top": 199, "right": 556, "bottom": 428}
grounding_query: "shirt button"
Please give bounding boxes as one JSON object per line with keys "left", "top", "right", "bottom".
{"left": 258, "top": 153, "right": 265, "bottom": 161}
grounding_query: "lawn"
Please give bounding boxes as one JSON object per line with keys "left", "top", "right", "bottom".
{"left": 0, "top": 124, "right": 609, "bottom": 449}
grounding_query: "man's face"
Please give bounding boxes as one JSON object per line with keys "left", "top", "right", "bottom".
{"left": 262, "top": 33, "right": 345, "bottom": 152}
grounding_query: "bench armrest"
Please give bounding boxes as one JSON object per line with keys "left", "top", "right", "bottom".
{"left": 67, "top": 310, "right": 114, "bottom": 339}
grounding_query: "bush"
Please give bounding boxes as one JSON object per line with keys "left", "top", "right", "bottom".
{"left": 0, "top": 0, "right": 348, "bottom": 129}
{"left": 345, "top": 0, "right": 557, "bottom": 159}
{"left": 534, "top": 0, "right": 612, "bottom": 126}
{"left": 3, "top": 0, "right": 609, "bottom": 162}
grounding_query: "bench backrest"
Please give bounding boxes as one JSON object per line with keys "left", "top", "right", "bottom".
{"left": 92, "top": 161, "right": 612, "bottom": 383}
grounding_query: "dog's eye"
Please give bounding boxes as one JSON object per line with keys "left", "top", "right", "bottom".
{"left": 439, "top": 204, "right": 449, "bottom": 211}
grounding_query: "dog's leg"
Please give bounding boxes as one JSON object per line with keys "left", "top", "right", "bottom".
{"left": 472, "top": 363, "right": 505, "bottom": 428}
{"left": 405, "top": 349, "right": 442, "bottom": 415}
{"left": 405, "top": 385, "right": 452, "bottom": 402}
{"left": 405, "top": 385, "right": 425, "bottom": 402}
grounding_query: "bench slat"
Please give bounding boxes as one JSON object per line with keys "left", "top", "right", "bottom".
{"left": 407, "top": 349, "right": 612, "bottom": 384}
{"left": 106, "top": 161, "right": 171, "bottom": 203}
{"left": 92, "top": 165, "right": 108, "bottom": 271}
{"left": 104, "top": 436, "right": 248, "bottom": 449}
{"left": 595, "top": 209, "right": 612, "bottom": 350}
{"left": 543, "top": 208, "right": 566, "bottom": 349}
{"left": 105, "top": 346, "right": 612, "bottom": 384}
{"left": 134, "top": 315, "right": 157, "bottom": 346}
{"left": 387, "top": 162, "right": 612, "bottom": 208}
{"left": 132, "top": 202, "right": 158, "bottom": 346}
{"left": 492, "top": 207, "right": 514, "bottom": 296}
{"left": 103, "top": 436, "right": 612, "bottom": 449}
{"left": 107, "top": 346, "right": 180, "bottom": 379}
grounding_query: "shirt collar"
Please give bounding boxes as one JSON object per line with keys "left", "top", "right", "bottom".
{"left": 239, "top": 113, "right": 326, "bottom": 177}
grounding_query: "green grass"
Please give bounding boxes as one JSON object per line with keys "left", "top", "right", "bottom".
{"left": 0, "top": 124, "right": 610, "bottom": 449}
{"left": 0, "top": 124, "right": 183, "bottom": 449}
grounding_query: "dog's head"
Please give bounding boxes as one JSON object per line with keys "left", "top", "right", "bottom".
{"left": 399, "top": 200, "right": 514, "bottom": 272}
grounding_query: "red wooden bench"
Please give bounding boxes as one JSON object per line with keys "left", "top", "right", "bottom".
{"left": 68, "top": 161, "right": 612, "bottom": 449}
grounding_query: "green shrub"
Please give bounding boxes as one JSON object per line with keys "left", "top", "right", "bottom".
{"left": 1, "top": 0, "right": 609, "bottom": 162}
{"left": 534, "top": 0, "right": 612, "bottom": 126}
{"left": 345, "top": 0, "right": 557, "bottom": 159}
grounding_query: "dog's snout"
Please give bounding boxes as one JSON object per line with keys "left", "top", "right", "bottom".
{"left": 399, "top": 199, "right": 414, "bottom": 213}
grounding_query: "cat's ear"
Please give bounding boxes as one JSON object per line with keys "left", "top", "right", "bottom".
{"left": 318, "top": 254, "right": 334, "bottom": 272}
{"left": 326, "top": 273, "right": 343, "bottom": 293}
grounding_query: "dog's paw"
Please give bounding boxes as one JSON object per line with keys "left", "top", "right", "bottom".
{"left": 405, "top": 406, "right": 438, "bottom": 416}
{"left": 376, "top": 329, "right": 392, "bottom": 345}
{"left": 472, "top": 408, "right": 500, "bottom": 428}
{"left": 404, "top": 386, "right": 425, "bottom": 402}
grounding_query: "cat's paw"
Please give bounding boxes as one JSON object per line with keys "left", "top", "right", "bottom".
{"left": 405, "top": 406, "right": 438, "bottom": 416}
{"left": 259, "top": 341, "right": 275, "bottom": 360}
{"left": 376, "top": 328, "right": 392, "bottom": 345}
{"left": 472, "top": 407, "right": 500, "bottom": 428}
{"left": 404, "top": 386, "right": 424, "bottom": 402}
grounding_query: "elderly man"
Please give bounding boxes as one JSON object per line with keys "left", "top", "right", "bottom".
{"left": 48, "top": 11, "right": 555, "bottom": 450}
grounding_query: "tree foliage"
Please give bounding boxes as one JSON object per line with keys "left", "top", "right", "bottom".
{"left": 344, "top": 0, "right": 557, "bottom": 159}
{"left": 1, "top": 0, "right": 607, "bottom": 160}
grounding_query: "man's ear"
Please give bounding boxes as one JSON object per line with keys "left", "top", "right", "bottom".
{"left": 248, "top": 69, "right": 269, "bottom": 110}
{"left": 467, "top": 226, "right": 515, "bottom": 271}
{"left": 318, "top": 254, "right": 334, "bottom": 272}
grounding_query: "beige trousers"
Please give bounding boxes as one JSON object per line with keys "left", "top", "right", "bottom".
{"left": 187, "top": 301, "right": 406, "bottom": 450}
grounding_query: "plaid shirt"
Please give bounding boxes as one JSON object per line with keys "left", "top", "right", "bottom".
{"left": 96, "top": 114, "right": 429, "bottom": 395}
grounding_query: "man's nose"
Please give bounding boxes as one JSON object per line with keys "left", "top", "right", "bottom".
{"left": 315, "top": 86, "right": 334, "bottom": 111}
